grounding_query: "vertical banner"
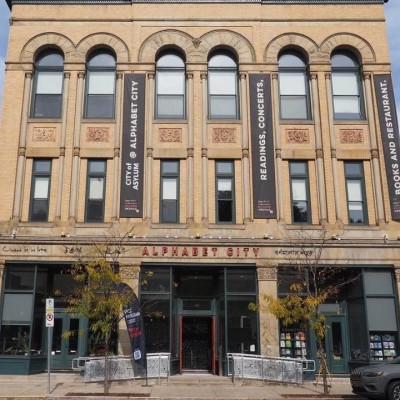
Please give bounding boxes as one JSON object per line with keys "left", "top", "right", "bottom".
{"left": 117, "top": 283, "right": 147, "bottom": 375}
{"left": 120, "top": 74, "right": 146, "bottom": 218}
{"left": 374, "top": 74, "right": 400, "bottom": 220}
{"left": 249, "top": 74, "right": 277, "bottom": 219}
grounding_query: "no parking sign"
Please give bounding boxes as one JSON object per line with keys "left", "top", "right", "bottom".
{"left": 46, "top": 298, "right": 54, "bottom": 327}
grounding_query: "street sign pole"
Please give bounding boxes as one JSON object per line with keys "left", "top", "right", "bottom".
{"left": 46, "top": 298, "right": 54, "bottom": 395}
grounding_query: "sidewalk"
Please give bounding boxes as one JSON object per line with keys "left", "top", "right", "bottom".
{"left": 0, "top": 373, "right": 365, "bottom": 400}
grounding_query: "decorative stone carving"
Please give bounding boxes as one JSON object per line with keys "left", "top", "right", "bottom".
{"left": 394, "top": 267, "right": 400, "bottom": 283}
{"left": 73, "top": 147, "right": 80, "bottom": 157}
{"left": 340, "top": 129, "right": 364, "bottom": 144}
{"left": 87, "top": 127, "right": 110, "bottom": 142}
{"left": 286, "top": 129, "right": 309, "bottom": 143}
{"left": 120, "top": 265, "right": 140, "bottom": 281}
{"left": 159, "top": 128, "right": 182, "bottom": 143}
{"left": 213, "top": 128, "right": 236, "bottom": 143}
{"left": 33, "top": 127, "right": 56, "bottom": 142}
{"left": 192, "top": 38, "right": 202, "bottom": 48}
{"left": 257, "top": 267, "right": 277, "bottom": 281}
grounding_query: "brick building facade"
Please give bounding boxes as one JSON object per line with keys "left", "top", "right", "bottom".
{"left": 0, "top": 0, "right": 399, "bottom": 376}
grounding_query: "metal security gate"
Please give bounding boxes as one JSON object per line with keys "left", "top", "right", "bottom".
{"left": 228, "top": 353, "right": 315, "bottom": 384}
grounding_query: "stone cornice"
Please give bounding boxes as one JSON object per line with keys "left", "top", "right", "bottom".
{"left": 8, "top": 0, "right": 386, "bottom": 6}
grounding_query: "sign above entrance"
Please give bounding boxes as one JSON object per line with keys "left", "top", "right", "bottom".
{"left": 141, "top": 246, "right": 260, "bottom": 258}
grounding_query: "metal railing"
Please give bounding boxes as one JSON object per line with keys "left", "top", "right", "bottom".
{"left": 227, "top": 353, "right": 315, "bottom": 385}
{"left": 72, "top": 352, "right": 170, "bottom": 383}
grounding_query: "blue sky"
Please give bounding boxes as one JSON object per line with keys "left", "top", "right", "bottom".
{"left": 0, "top": 0, "right": 399, "bottom": 117}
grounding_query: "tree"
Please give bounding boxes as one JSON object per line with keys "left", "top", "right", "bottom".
{"left": 250, "top": 228, "right": 358, "bottom": 395}
{"left": 64, "top": 232, "right": 134, "bottom": 394}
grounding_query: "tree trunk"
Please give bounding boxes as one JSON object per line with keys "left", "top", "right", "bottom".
{"left": 318, "top": 343, "right": 330, "bottom": 396}
{"left": 104, "top": 332, "right": 110, "bottom": 394}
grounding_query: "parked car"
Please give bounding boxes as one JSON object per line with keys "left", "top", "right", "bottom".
{"left": 350, "top": 357, "right": 400, "bottom": 400}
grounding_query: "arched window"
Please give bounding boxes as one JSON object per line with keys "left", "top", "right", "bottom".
{"left": 208, "top": 52, "right": 239, "bottom": 119}
{"left": 331, "top": 51, "right": 364, "bottom": 120}
{"left": 31, "top": 50, "right": 64, "bottom": 118}
{"left": 156, "top": 52, "right": 185, "bottom": 119}
{"left": 84, "top": 51, "right": 116, "bottom": 119}
{"left": 278, "top": 52, "right": 310, "bottom": 120}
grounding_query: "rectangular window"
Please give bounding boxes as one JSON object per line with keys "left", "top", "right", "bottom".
{"left": 85, "top": 71, "right": 115, "bottom": 119}
{"left": 85, "top": 160, "right": 106, "bottom": 223}
{"left": 29, "top": 159, "right": 51, "bottom": 222}
{"left": 156, "top": 72, "right": 185, "bottom": 119}
{"left": 33, "top": 71, "right": 63, "bottom": 118}
{"left": 209, "top": 72, "right": 238, "bottom": 119}
{"left": 332, "top": 72, "right": 362, "bottom": 120}
{"left": 279, "top": 72, "right": 309, "bottom": 119}
{"left": 160, "top": 160, "right": 179, "bottom": 223}
{"left": 345, "top": 162, "right": 367, "bottom": 224}
{"left": 289, "top": 161, "right": 310, "bottom": 224}
{"left": 215, "top": 160, "right": 235, "bottom": 223}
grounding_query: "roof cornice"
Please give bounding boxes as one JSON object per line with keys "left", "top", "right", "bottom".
{"left": 6, "top": 0, "right": 388, "bottom": 8}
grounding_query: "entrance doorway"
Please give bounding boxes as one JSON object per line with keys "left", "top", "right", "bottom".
{"left": 181, "top": 317, "right": 214, "bottom": 372}
{"left": 49, "top": 313, "right": 86, "bottom": 370}
{"left": 324, "top": 315, "right": 349, "bottom": 374}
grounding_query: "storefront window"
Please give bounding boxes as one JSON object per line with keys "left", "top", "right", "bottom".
{"left": 5, "top": 268, "right": 35, "bottom": 290}
{"left": 141, "top": 295, "right": 170, "bottom": 353}
{"left": 226, "top": 297, "right": 257, "bottom": 353}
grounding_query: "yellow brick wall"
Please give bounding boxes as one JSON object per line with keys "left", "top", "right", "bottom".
{"left": 0, "top": 0, "right": 396, "bottom": 237}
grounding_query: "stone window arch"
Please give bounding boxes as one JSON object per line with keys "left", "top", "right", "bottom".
{"left": 320, "top": 33, "right": 376, "bottom": 64}
{"left": 76, "top": 33, "right": 129, "bottom": 64}
{"left": 265, "top": 33, "right": 318, "bottom": 64}
{"left": 20, "top": 33, "right": 74, "bottom": 64}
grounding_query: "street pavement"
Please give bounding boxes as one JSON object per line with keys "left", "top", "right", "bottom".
{"left": 0, "top": 372, "right": 366, "bottom": 400}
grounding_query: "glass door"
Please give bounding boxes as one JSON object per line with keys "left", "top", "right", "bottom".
{"left": 48, "top": 313, "right": 86, "bottom": 370}
{"left": 325, "top": 315, "right": 349, "bottom": 374}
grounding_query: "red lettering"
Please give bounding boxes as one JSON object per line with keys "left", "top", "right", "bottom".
{"left": 212, "top": 247, "right": 218, "bottom": 256}
{"left": 253, "top": 247, "right": 260, "bottom": 257}
{"left": 243, "top": 247, "right": 249, "bottom": 257}
{"left": 202, "top": 247, "right": 208, "bottom": 256}
{"left": 142, "top": 247, "right": 149, "bottom": 256}
{"left": 227, "top": 247, "right": 233, "bottom": 257}
{"left": 172, "top": 246, "right": 178, "bottom": 256}
{"left": 192, "top": 247, "right": 199, "bottom": 256}
{"left": 182, "top": 247, "right": 189, "bottom": 256}
{"left": 161, "top": 247, "right": 168, "bottom": 256}
{"left": 152, "top": 247, "right": 158, "bottom": 256}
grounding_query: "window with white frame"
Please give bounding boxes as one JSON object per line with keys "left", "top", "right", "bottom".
{"left": 289, "top": 161, "right": 311, "bottom": 224}
{"left": 279, "top": 52, "right": 311, "bottom": 120}
{"left": 84, "top": 51, "right": 116, "bottom": 119}
{"left": 208, "top": 52, "right": 239, "bottom": 119}
{"left": 215, "top": 160, "right": 235, "bottom": 223}
{"left": 29, "top": 159, "right": 52, "bottom": 222}
{"left": 345, "top": 161, "right": 368, "bottom": 224}
{"left": 31, "top": 51, "right": 64, "bottom": 118}
{"left": 85, "top": 160, "right": 106, "bottom": 223}
{"left": 331, "top": 51, "right": 364, "bottom": 120}
{"left": 160, "top": 160, "right": 179, "bottom": 223}
{"left": 156, "top": 53, "right": 185, "bottom": 119}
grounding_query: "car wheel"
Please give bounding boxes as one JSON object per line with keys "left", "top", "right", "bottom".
{"left": 388, "top": 381, "right": 400, "bottom": 400}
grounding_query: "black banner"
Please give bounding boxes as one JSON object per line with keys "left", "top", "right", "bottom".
{"left": 374, "top": 74, "right": 400, "bottom": 220}
{"left": 249, "top": 74, "right": 277, "bottom": 219}
{"left": 117, "top": 282, "right": 147, "bottom": 375}
{"left": 120, "top": 74, "right": 146, "bottom": 218}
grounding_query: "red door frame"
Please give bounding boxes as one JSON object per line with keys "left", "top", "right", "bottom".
{"left": 179, "top": 316, "right": 183, "bottom": 374}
